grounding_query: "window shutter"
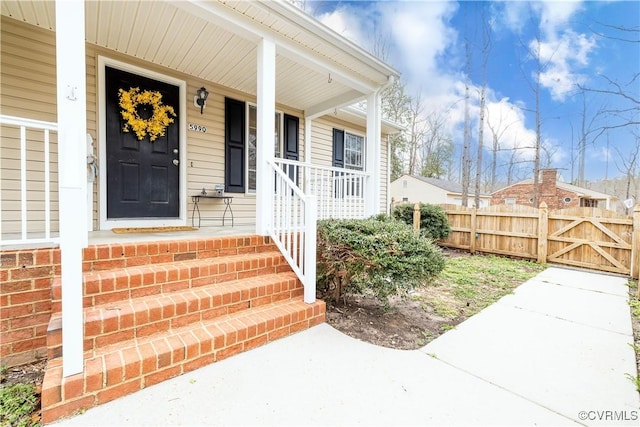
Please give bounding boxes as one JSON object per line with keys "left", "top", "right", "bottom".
{"left": 332, "top": 128, "right": 344, "bottom": 168}
{"left": 225, "top": 97, "right": 245, "bottom": 193}
{"left": 283, "top": 114, "right": 299, "bottom": 184}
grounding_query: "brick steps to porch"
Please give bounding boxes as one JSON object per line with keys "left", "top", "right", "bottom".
{"left": 41, "top": 236, "right": 325, "bottom": 424}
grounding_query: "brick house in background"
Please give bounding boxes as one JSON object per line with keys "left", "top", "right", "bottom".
{"left": 491, "top": 169, "right": 618, "bottom": 210}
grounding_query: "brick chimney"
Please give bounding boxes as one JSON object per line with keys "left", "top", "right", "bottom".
{"left": 540, "top": 169, "right": 557, "bottom": 197}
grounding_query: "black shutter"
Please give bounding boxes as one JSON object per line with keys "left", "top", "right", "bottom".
{"left": 283, "top": 114, "right": 299, "bottom": 183}
{"left": 332, "top": 128, "right": 344, "bottom": 168}
{"left": 225, "top": 97, "right": 245, "bottom": 193}
{"left": 332, "top": 128, "right": 345, "bottom": 198}
{"left": 283, "top": 114, "right": 299, "bottom": 161}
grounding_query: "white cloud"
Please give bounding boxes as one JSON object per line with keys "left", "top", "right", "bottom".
{"left": 382, "top": 1, "right": 458, "bottom": 90}
{"left": 311, "top": 1, "right": 569, "bottom": 175}
{"left": 534, "top": 29, "right": 596, "bottom": 100}
{"left": 483, "top": 98, "right": 537, "bottom": 160}
{"left": 499, "top": 0, "right": 582, "bottom": 35}
{"left": 539, "top": 0, "right": 583, "bottom": 37}
{"left": 314, "top": 7, "right": 368, "bottom": 48}
{"left": 313, "top": 1, "right": 459, "bottom": 98}
{"left": 501, "top": 1, "right": 596, "bottom": 101}
{"left": 500, "top": 1, "right": 531, "bottom": 33}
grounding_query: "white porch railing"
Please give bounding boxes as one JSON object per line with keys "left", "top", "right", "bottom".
{"left": 0, "top": 115, "right": 59, "bottom": 246}
{"left": 269, "top": 160, "right": 317, "bottom": 303}
{"left": 269, "top": 159, "right": 370, "bottom": 303}
{"left": 274, "top": 158, "right": 369, "bottom": 220}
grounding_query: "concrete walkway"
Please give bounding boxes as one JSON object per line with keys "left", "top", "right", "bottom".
{"left": 54, "top": 267, "right": 639, "bottom": 426}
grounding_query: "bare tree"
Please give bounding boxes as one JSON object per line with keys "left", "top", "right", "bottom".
{"left": 474, "top": 3, "right": 491, "bottom": 207}
{"left": 381, "top": 78, "right": 412, "bottom": 180}
{"left": 579, "top": 23, "right": 640, "bottom": 141}
{"left": 517, "top": 9, "right": 549, "bottom": 207}
{"left": 407, "top": 93, "right": 428, "bottom": 176}
{"left": 615, "top": 133, "right": 640, "bottom": 214}
{"left": 486, "top": 108, "right": 518, "bottom": 191}
{"left": 373, "top": 28, "right": 412, "bottom": 181}
{"left": 460, "top": 22, "right": 473, "bottom": 207}
{"left": 421, "top": 110, "right": 455, "bottom": 178}
{"left": 541, "top": 140, "right": 559, "bottom": 168}
{"left": 574, "top": 90, "right": 607, "bottom": 186}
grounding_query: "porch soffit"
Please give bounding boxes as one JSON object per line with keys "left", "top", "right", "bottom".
{"left": 1, "top": 0, "right": 397, "bottom": 113}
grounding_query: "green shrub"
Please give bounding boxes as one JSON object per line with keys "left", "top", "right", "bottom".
{"left": 0, "top": 383, "right": 39, "bottom": 427}
{"left": 317, "top": 217, "right": 446, "bottom": 303}
{"left": 392, "top": 203, "right": 451, "bottom": 240}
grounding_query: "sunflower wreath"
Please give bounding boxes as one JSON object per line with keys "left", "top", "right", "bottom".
{"left": 118, "top": 87, "right": 176, "bottom": 142}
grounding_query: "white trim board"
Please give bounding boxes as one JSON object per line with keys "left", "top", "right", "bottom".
{"left": 97, "top": 56, "right": 188, "bottom": 230}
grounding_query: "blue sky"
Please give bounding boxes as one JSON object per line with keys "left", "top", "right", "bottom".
{"left": 305, "top": 0, "right": 640, "bottom": 183}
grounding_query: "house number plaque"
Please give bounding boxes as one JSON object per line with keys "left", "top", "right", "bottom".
{"left": 188, "top": 123, "right": 207, "bottom": 133}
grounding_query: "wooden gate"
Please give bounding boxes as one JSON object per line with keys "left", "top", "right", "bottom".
{"left": 434, "top": 204, "right": 638, "bottom": 277}
{"left": 547, "top": 207, "right": 633, "bottom": 275}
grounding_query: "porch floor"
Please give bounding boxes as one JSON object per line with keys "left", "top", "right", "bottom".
{"left": 87, "top": 225, "right": 255, "bottom": 245}
{"left": 1, "top": 225, "right": 255, "bottom": 250}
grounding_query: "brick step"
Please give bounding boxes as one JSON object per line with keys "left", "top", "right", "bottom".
{"left": 81, "top": 236, "right": 277, "bottom": 272}
{"left": 46, "top": 272, "right": 303, "bottom": 359}
{"left": 41, "top": 298, "right": 326, "bottom": 423}
{"left": 51, "top": 251, "right": 289, "bottom": 313}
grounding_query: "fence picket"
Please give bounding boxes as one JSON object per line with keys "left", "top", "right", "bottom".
{"left": 393, "top": 202, "right": 637, "bottom": 278}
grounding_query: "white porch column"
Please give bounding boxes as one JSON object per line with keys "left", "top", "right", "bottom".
{"left": 365, "top": 91, "right": 382, "bottom": 216}
{"left": 56, "top": 0, "right": 87, "bottom": 377}
{"left": 255, "top": 37, "right": 276, "bottom": 236}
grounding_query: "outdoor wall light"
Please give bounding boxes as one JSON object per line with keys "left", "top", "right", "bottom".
{"left": 194, "top": 86, "right": 209, "bottom": 114}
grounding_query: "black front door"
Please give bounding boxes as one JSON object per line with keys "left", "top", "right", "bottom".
{"left": 105, "top": 66, "right": 180, "bottom": 218}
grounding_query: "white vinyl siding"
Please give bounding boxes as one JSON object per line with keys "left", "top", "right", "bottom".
{"left": 1, "top": 17, "right": 59, "bottom": 236}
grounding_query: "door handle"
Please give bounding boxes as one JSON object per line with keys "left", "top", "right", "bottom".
{"left": 173, "top": 148, "right": 179, "bottom": 154}
{"left": 172, "top": 159, "right": 180, "bottom": 166}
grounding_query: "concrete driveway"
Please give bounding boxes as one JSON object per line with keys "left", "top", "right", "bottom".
{"left": 54, "top": 267, "right": 639, "bottom": 426}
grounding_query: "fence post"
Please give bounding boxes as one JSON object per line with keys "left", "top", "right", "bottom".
{"left": 538, "top": 202, "right": 548, "bottom": 264}
{"left": 631, "top": 205, "right": 640, "bottom": 283}
{"left": 413, "top": 203, "right": 420, "bottom": 235}
{"left": 469, "top": 207, "right": 477, "bottom": 254}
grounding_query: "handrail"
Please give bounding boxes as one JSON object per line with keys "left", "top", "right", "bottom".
{"left": 0, "top": 115, "right": 59, "bottom": 246}
{"left": 275, "top": 157, "right": 369, "bottom": 177}
{"left": 0, "top": 115, "right": 58, "bottom": 130}
{"left": 268, "top": 159, "right": 317, "bottom": 303}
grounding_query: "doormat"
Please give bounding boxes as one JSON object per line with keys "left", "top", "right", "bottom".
{"left": 111, "top": 226, "right": 197, "bottom": 234}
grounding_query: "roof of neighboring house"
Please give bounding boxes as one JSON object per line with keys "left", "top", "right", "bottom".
{"left": 492, "top": 179, "right": 618, "bottom": 200}
{"left": 397, "top": 175, "right": 491, "bottom": 197}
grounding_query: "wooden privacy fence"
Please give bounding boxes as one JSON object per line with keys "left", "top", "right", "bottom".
{"left": 432, "top": 203, "right": 640, "bottom": 278}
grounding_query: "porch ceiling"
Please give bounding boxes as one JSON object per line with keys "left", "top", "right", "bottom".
{"left": 1, "top": 0, "right": 398, "bottom": 114}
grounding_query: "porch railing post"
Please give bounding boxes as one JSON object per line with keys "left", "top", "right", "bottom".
{"left": 304, "top": 196, "right": 317, "bottom": 303}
